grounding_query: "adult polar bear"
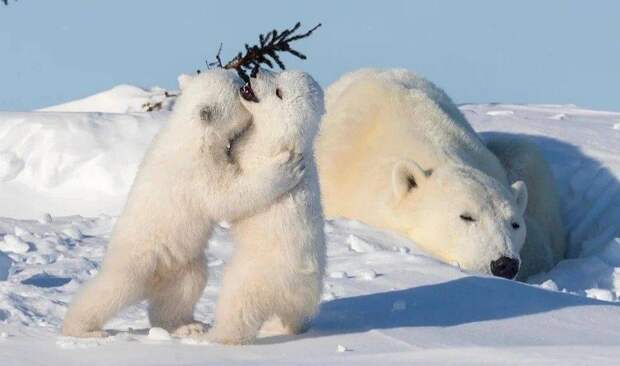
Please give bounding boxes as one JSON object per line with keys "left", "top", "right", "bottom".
{"left": 316, "top": 68, "right": 565, "bottom": 279}
{"left": 62, "top": 70, "right": 305, "bottom": 338}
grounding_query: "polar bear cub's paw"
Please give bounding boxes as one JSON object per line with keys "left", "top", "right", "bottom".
{"left": 206, "top": 325, "right": 256, "bottom": 345}
{"left": 269, "top": 150, "right": 306, "bottom": 194}
{"left": 61, "top": 329, "right": 110, "bottom": 338}
{"left": 172, "top": 322, "right": 209, "bottom": 338}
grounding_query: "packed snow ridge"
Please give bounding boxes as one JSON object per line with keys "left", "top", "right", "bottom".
{"left": 1, "top": 86, "right": 620, "bottom": 365}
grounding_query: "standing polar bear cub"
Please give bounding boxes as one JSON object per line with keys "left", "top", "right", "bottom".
{"left": 62, "top": 70, "right": 305, "bottom": 338}
{"left": 316, "top": 68, "right": 565, "bottom": 279}
{"left": 209, "top": 70, "right": 326, "bottom": 344}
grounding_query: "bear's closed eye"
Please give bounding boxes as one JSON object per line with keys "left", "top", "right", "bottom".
{"left": 460, "top": 214, "right": 476, "bottom": 222}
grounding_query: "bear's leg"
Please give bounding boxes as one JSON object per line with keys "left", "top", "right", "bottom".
{"left": 147, "top": 256, "right": 208, "bottom": 337}
{"left": 62, "top": 267, "right": 148, "bottom": 338}
{"left": 208, "top": 259, "right": 273, "bottom": 345}
{"left": 273, "top": 275, "right": 322, "bottom": 335}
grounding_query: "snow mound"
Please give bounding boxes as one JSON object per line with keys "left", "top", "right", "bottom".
{"left": 39, "top": 84, "right": 177, "bottom": 114}
{"left": 0, "top": 111, "right": 165, "bottom": 218}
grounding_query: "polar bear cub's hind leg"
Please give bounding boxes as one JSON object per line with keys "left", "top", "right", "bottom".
{"left": 61, "top": 263, "right": 151, "bottom": 338}
{"left": 146, "top": 256, "right": 208, "bottom": 336}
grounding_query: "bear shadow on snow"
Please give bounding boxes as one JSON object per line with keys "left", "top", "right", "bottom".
{"left": 308, "top": 276, "right": 619, "bottom": 337}
{"left": 480, "top": 132, "right": 620, "bottom": 258}
{"left": 254, "top": 276, "right": 618, "bottom": 345}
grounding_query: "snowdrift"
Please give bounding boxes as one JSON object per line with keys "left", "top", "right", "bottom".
{"left": 38, "top": 85, "right": 176, "bottom": 114}
{"left": 0, "top": 111, "right": 165, "bottom": 218}
{"left": 1, "top": 86, "right": 620, "bottom": 364}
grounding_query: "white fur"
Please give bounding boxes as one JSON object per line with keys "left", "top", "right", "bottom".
{"left": 316, "top": 68, "right": 531, "bottom": 277}
{"left": 62, "top": 70, "right": 304, "bottom": 338}
{"left": 208, "top": 70, "right": 326, "bottom": 345}
{"left": 485, "top": 135, "right": 566, "bottom": 279}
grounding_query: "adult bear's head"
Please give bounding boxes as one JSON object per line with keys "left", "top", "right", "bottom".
{"left": 390, "top": 161, "right": 528, "bottom": 279}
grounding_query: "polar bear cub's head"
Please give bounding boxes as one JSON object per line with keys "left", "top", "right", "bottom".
{"left": 238, "top": 69, "right": 324, "bottom": 152}
{"left": 391, "top": 161, "right": 528, "bottom": 279}
{"left": 172, "top": 70, "right": 251, "bottom": 157}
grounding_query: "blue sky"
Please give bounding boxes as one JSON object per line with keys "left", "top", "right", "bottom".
{"left": 1, "top": 0, "right": 619, "bottom": 111}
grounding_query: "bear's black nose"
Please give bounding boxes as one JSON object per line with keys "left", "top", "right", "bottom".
{"left": 490, "top": 256, "right": 519, "bottom": 279}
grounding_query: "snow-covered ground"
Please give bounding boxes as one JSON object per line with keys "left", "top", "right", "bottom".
{"left": 1, "top": 86, "right": 620, "bottom": 365}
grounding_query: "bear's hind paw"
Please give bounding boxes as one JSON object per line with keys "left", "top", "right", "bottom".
{"left": 61, "top": 329, "right": 110, "bottom": 338}
{"left": 172, "top": 322, "right": 209, "bottom": 338}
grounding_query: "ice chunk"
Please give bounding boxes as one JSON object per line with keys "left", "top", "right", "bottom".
{"left": 38, "top": 213, "right": 53, "bottom": 224}
{"left": 0, "top": 234, "right": 29, "bottom": 254}
{"left": 62, "top": 227, "right": 83, "bottom": 240}
{"left": 329, "top": 271, "right": 348, "bottom": 279}
{"left": 148, "top": 327, "right": 171, "bottom": 341}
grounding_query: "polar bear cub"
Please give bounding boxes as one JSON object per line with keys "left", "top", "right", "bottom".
{"left": 208, "top": 70, "right": 326, "bottom": 344}
{"left": 62, "top": 69, "right": 305, "bottom": 338}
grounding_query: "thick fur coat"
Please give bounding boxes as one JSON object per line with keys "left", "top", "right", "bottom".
{"left": 62, "top": 70, "right": 304, "bottom": 337}
{"left": 209, "top": 70, "right": 326, "bottom": 344}
{"left": 315, "top": 68, "right": 557, "bottom": 278}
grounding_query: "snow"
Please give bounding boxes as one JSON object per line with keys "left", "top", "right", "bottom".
{"left": 0, "top": 234, "right": 29, "bottom": 254}
{"left": 0, "top": 110, "right": 165, "bottom": 218}
{"left": 147, "top": 328, "right": 172, "bottom": 341}
{"left": 1, "top": 86, "right": 620, "bottom": 364}
{"left": 38, "top": 85, "right": 176, "bottom": 114}
{"left": 0, "top": 251, "right": 11, "bottom": 281}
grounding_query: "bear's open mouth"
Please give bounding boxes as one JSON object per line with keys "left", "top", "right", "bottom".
{"left": 240, "top": 82, "right": 259, "bottom": 103}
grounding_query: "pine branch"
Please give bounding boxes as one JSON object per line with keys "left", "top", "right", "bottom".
{"left": 218, "top": 22, "right": 321, "bottom": 81}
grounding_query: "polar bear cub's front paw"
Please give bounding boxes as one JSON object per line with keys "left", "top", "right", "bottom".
{"left": 269, "top": 150, "right": 305, "bottom": 195}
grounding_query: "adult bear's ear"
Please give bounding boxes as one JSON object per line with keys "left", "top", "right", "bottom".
{"left": 511, "top": 180, "right": 528, "bottom": 215}
{"left": 391, "top": 160, "right": 428, "bottom": 200}
{"left": 177, "top": 74, "right": 193, "bottom": 91}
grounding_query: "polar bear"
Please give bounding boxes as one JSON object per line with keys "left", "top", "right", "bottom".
{"left": 316, "top": 68, "right": 536, "bottom": 279}
{"left": 61, "top": 69, "right": 305, "bottom": 338}
{"left": 208, "top": 70, "right": 326, "bottom": 345}
{"left": 484, "top": 134, "right": 566, "bottom": 279}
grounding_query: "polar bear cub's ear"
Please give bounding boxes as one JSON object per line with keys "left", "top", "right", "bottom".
{"left": 177, "top": 74, "right": 194, "bottom": 91}
{"left": 511, "top": 180, "right": 528, "bottom": 216}
{"left": 391, "top": 160, "right": 429, "bottom": 200}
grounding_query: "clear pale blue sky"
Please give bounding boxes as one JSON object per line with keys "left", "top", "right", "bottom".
{"left": 1, "top": 0, "right": 619, "bottom": 111}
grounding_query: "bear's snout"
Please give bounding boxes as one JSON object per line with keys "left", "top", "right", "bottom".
{"left": 490, "top": 256, "right": 519, "bottom": 279}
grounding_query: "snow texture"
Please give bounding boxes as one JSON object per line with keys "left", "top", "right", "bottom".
{"left": 0, "top": 251, "right": 11, "bottom": 281}
{"left": 1, "top": 87, "right": 620, "bottom": 365}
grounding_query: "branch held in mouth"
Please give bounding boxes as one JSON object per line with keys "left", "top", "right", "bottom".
{"left": 212, "top": 22, "right": 321, "bottom": 82}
